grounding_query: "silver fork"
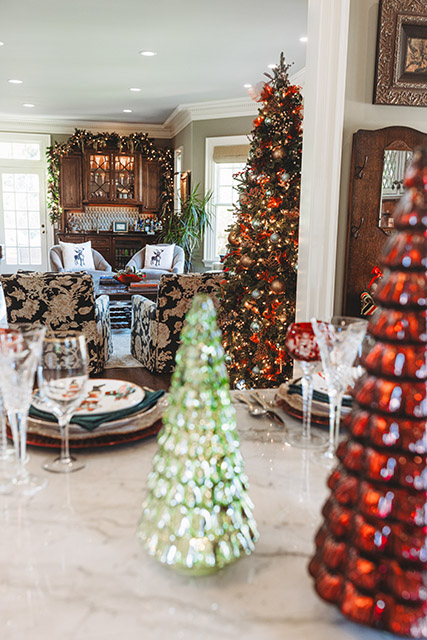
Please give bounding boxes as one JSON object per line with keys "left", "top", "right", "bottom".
{"left": 250, "top": 391, "right": 286, "bottom": 427}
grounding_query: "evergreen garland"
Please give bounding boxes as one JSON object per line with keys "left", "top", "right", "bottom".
{"left": 218, "top": 53, "right": 303, "bottom": 389}
{"left": 46, "top": 128, "right": 174, "bottom": 225}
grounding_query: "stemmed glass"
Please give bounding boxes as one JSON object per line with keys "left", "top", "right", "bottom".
{"left": 37, "top": 332, "right": 88, "bottom": 473}
{"left": 0, "top": 325, "right": 47, "bottom": 496}
{"left": 284, "top": 322, "right": 327, "bottom": 449}
{"left": 311, "top": 316, "right": 367, "bottom": 467}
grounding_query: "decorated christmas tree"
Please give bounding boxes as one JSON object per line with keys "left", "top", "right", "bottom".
{"left": 309, "top": 148, "right": 427, "bottom": 637}
{"left": 137, "top": 294, "right": 258, "bottom": 575}
{"left": 218, "top": 53, "right": 302, "bottom": 389}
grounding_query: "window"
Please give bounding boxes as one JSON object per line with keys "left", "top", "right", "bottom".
{"left": 213, "top": 161, "right": 245, "bottom": 258}
{"left": 204, "top": 136, "right": 250, "bottom": 268}
{"left": 0, "top": 133, "right": 51, "bottom": 273}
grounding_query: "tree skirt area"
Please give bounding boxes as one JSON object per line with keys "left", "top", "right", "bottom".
{"left": 105, "top": 330, "right": 141, "bottom": 369}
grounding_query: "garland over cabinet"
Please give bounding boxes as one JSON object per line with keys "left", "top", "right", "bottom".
{"left": 48, "top": 129, "right": 174, "bottom": 229}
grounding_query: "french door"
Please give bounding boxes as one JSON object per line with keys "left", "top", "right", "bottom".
{"left": 0, "top": 168, "right": 48, "bottom": 273}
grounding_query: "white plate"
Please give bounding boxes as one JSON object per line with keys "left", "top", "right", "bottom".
{"left": 32, "top": 379, "right": 145, "bottom": 416}
{"left": 27, "top": 396, "right": 168, "bottom": 440}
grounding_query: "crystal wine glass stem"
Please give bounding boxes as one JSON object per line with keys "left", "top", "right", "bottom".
{"left": 58, "top": 416, "right": 72, "bottom": 464}
{"left": 300, "top": 364, "right": 315, "bottom": 441}
{"left": 9, "top": 411, "right": 29, "bottom": 482}
{"left": 0, "top": 394, "right": 10, "bottom": 460}
{"left": 326, "top": 390, "right": 344, "bottom": 460}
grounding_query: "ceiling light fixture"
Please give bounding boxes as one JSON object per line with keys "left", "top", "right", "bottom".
{"left": 268, "top": 64, "right": 277, "bottom": 69}
{"left": 139, "top": 50, "right": 156, "bottom": 57}
{"left": 123, "top": 109, "right": 132, "bottom": 113}
{"left": 23, "top": 103, "right": 34, "bottom": 108}
{"left": 0, "top": 42, "right": 4, "bottom": 47}
{"left": 243, "top": 84, "right": 251, "bottom": 88}
{"left": 8, "top": 79, "right": 23, "bottom": 84}
{"left": 300, "top": 36, "right": 308, "bottom": 42}
{"left": 129, "top": 87, "right": 141, "bottom": 92}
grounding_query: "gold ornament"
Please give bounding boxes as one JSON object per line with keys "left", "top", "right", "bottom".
{"left": 272, "top": 145, "right": 285, "bottom": 160}
{"left": 228, "top": 231, "right": 240, "bottom": 246}
{"left": 240, "top": 254, "right": 255, "bottom": 269}
{"left": 270, "top": 279, "right": 285, "bottom": 294}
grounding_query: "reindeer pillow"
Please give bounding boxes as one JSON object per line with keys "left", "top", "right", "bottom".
{"left": 59, "top": 241, "right": 95, "bottom": 271}
{"left": 144, "top": 244, "right": 175, "bottom": 271}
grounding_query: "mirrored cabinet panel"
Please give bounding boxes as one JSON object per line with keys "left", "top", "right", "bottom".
{"left": 343, "top": 126, "right": 427, "bottom": 318}
{"left": 379, "top": 148, "right": 413, "bottom": 230}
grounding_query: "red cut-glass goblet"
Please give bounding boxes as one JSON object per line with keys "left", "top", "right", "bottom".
{"left": 284, "top": 322, "right": 327, "bottom": 450}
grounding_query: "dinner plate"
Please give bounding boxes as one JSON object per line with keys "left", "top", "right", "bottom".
{"left": 32, "top": 379, "right": 145, "bottom": 416}
{"left": 276, "top": 378, "right": 352, "bottom": 427}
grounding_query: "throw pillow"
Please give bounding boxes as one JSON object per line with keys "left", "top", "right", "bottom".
{"left": 144, "top": 244, "right": 175, "bottom": 271}
{"left": 60, "top": 241, "right": 95, "bottom": 271}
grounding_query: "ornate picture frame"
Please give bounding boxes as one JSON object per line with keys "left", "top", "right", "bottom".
{"left": 113, "top": 221, "right": 128, "bottom": 233}
{"left": 374, "top": 0, "right": 427, "bottom": 107}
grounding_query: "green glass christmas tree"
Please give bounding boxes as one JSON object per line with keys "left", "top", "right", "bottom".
{"left": 218, "top": 52, "right": 302, "bottom": 389}
{"left": 137, "top": 294, "right": 258, "bottom": 575}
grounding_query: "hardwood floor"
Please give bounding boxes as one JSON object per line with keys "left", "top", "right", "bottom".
{"left": 94, "top": 365, "right": 172, "bottom": 392}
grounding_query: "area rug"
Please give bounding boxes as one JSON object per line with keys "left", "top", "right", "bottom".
{"left": 105, "top": 330, "right": 141, "bottom": 369}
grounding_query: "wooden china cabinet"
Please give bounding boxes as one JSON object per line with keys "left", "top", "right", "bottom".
{"left": 57, "top": 148, "right": 165, "bottom": 271}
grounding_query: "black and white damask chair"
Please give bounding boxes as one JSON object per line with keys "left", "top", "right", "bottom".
{"left": 131, "top": 272, "right": 223, "bottom": 373}
{"left": 0, "top": 271, "right": 113, "bottom": 375}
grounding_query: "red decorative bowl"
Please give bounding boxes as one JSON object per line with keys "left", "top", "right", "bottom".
{"left": 115, "top": 273, "right": 144, "bottom": 284}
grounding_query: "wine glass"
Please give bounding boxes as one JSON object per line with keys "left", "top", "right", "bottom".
{"left": 311, "top": 316, "right": 367, "bottom": 467}
{"left": 284, "top": 322, "right": 328, "bottom": 449}
{"left": 0, "top": 325, "right": 47, "bottom": 496}
{"left": 37, "top": 332, "right": 88, "bottom": 473}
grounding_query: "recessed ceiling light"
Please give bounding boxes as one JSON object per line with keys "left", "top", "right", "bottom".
{"left": 123, "top": 109, "right": 132, "bottom": 113}
{"left": 129, "top": 87, "right": 141, "bottom": 92}
{"left": 300, "top": 36, "right": 308, "bottom": 42}
{"left": 139, "top": 50, "right": 156, "bottom": 57}
{"left": 8, "top": 79, "right": 23, "bottom": 84}
{"left": 243, "top": 83, "right": 252, "bottom": 88}
{"left": 23, "top": 103, "right": 34, "bottom": 108}
{"left": 0, "top": 42, "right": 4, "bottom": 47}
{"left": 268, "top": 64, "right": 277, "bottom": 69}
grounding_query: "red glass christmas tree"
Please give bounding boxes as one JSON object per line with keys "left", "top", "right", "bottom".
{"left": 309, "top": 147, "right": 427, "bottom": 638}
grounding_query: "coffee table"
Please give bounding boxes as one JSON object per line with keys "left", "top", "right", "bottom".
{"left": 94, "top": 278, "right": 159, "bottom": 329}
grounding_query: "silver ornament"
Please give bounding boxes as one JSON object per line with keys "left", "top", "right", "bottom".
{"left": 251, "top": 219, "right": 262, "bottom": 230}
{"left": 252, "top": 366, "right": 260, "bottom": 375}
{"left": 224, "top": 354, "right": 233, "bottom": 364}
{"left": 250, "top": 321, "right": 261, "bottom": 333}
{"left": 235, "top": 379, "right": 247, "bottom": 390}
{"left": 251, "top": 289, "right": 261, "bottom": 299}
{"left": 270, "top": 233, "right": 280, "bottom": 244}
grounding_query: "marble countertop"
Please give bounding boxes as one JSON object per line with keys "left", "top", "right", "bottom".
{"left": 1, "top": 390, "right": 392, "bottom": 640}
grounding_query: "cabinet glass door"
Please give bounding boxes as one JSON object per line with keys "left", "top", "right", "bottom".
{"left": 88, "top": 154, "right": 111, "bottom": 200}
{"left": 113, "top": 154, "right": 135, "bottom": 200}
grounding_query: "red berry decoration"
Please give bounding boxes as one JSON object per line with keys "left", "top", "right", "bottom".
{"left": 309, "top": 148, "right": 427, "bottom": 638}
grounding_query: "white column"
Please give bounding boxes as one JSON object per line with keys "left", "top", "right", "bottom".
{"left": 296, "top": 0, "right": 351, "bottom": 321}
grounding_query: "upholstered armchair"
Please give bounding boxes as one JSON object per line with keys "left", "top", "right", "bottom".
{"left": 49, "top": 244, "right": 112, "bottom": 276}
{"left": 131, "top": 272, "right": 222, "bottom": 373}
{"left": 125, "top": 244, "right": 185, "bottom": 281}
{"left": 0, "top": 271, "right": 113, "bottom": 375}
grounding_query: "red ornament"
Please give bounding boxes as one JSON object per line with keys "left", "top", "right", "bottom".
{"left": 309, "top": 148, "right": 427, "bottom": 637}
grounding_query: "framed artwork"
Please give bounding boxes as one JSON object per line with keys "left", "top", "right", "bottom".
{"left": 113, "top": 221, "right": 128, "bottom": 233}
{"left": 374, "top": 0, "right": 427, "bottom": 106}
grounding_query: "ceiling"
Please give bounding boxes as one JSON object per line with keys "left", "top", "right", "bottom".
{"left": 1, "top": 0, "right": 307, "bottom": 127}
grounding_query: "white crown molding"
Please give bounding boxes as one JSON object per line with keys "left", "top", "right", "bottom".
{"left": 0, "top": 68, "right": 306, "bottom": 141}
{"left": 0, "top": 116, "right": 171, "bottom": 139}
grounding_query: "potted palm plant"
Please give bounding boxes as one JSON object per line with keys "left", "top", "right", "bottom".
{"left": 160, "top": 184, "right": 213, "bottom": 271}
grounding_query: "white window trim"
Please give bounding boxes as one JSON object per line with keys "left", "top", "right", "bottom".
{"left": 203, "top": 135, "right": 249, "bottom": 269}
{"left": 0, "top": 132, "right": 53, "bottom": 268}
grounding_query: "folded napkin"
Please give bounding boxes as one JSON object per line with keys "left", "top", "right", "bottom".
{"left": 29, "top": 389, "right": 165, "bottom": 432}
{"left": 287, "top": 381, "right": 352, "bottom": 408}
